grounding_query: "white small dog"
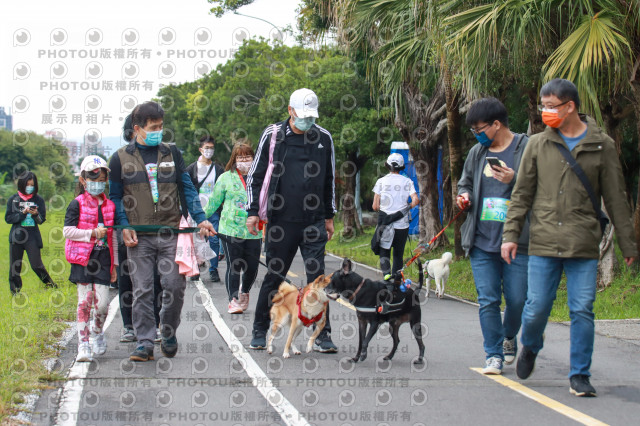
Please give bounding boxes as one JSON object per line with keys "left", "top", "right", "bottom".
{"left": 423, "top": 252, "right": 453, "bottom": 298}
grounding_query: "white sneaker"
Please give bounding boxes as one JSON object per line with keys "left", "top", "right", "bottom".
{"left": 76, "top": 342, "right": 93, "bottom": 362}
{"left": 503, "top": 337, "right": 517, "bottom": 365}
{"left": 482, "top": 356, "right": 503, "bottom": 375}
{"left": 92, "top": 333, "right": 107, "bottom": 356}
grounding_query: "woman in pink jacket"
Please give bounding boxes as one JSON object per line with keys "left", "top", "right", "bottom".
{"left": 64, "top": 156, "right": 118, "bottom": 362}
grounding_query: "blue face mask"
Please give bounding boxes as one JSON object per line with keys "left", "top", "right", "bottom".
{"left": 86, "top": 181, "right": 106, "bottom": 196}
{"left": 143, "top": 130, "right": 163, "bottom": 146}
{"left": 25, "top": 186, "right": 35, "bottom": 194}
{"left": 293, "top": 116, "right": 315, "bottom": 132}
{"left": 474, "top": 131, "right": 494, "bottom": 147}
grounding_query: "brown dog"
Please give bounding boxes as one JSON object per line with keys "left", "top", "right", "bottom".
{"left": 267, "top": 274, "right": 332, "bottom": 358}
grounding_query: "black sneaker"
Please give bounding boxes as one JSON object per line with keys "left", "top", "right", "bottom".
{"left": 161, "top": 336, "right": 178, "bottom": 358}
{"left": 570, "top": 375, "right": 597, "bottom": 397}
{"left": 516, "top": 346, "right": 537, "bottom": 379}
{"left": 209, "top": 270, "right": 221, "bottom": 283}
{"left": 130, "top": 345, "right": 154, "bottom": 362}
{"left": 313, "top": 331, "right": 338, "bottom": 353}
{"left": 249, "top": 330, "right": 266, "bottom": 350}
{"left": 190, "top": 274, "right": 201, "bottom": 281}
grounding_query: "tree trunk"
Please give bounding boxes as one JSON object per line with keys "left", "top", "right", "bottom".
{"left": 630, "top": 79, "right": 640, "bottom": 255}
{"left": 443, "top": 66, "right": 464, "bottom": 258}
{"left": 526, "top": 86, "right": 545, "bottom": 135}
{"left": 396, "top": 81, "right": 448, "bottom": 248}
{"left": 341, "top": 152, "right": 363, "bottom": 238}
{"left": 597, "top": 205, "right": 617, "bottom": 289}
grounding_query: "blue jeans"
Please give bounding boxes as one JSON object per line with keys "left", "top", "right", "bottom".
{"left": 521, "top": 256, "right": 598, "bottom": 377}
{"left": 208, "top": 212, "right": 221, "bottom": 272}
{"left": 469, "top": 247, "right": 528, "bottom": 359}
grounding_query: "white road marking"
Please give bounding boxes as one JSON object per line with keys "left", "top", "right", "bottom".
{"left": 55, "top": 295, "right": 120, "bottom": 426}
{"left": 195, "top": 280, "right": 310, "bottom": 426}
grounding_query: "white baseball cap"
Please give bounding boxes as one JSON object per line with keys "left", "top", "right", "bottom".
{"left": 289, "top": 88, "right": 319, "bottom": 118}
{"left": 80, "top": 155, "right": 110, "bottom": 173}
{"left": 387, "top": 153, "right": 405, "bottom": 168}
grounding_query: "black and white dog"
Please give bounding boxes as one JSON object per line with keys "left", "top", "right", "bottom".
{"left": 325, "top": 258, "right": 425, "bottom": 365}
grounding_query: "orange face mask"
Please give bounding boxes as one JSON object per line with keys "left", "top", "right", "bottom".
{"left": 541, "top": 110, "right": 565, "bottom": 128}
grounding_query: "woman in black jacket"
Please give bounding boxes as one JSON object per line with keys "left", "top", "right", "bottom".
{"left": 5, "top": 171, "right": 57, "bottom": 294}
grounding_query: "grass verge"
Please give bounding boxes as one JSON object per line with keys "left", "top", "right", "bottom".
{"left": 326, "top": 221, "right": 640, "bottom": 322}
{"left": 1, "top": 211, "right": 77, "bottom": 421}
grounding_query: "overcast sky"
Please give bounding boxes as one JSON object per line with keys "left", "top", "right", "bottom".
{"left": 0, "top": 0, "right": 301, "bottom": 145}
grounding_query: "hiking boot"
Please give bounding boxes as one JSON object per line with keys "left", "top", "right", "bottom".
{"left": 120, "top": 327, "right": 136, "bottom": 342}
{"left": 313, "top": 331, "right": 338, "bottom": 353}
{"left": 209, "top": 270, "right": 221, "bottom": 283}
{"left": 503, "top": 337, "right": 517, "bottom": 365}
{"left": 161, "top": 336, "right": 178, "bottom": 358}
{"left": 228, "top": 298, "right": 243, "bottom": 314}
{"left": 249, "top": 330, "right": 266, "bottom": 350}
{"left": 130, "top": 345, "right": 154, "bottom": 362}
{"left": 570, "top": 375, "right": 596, "bottom": 397}
{"left": 238, "top": 292, "right": 250, "bottom": 311}
{"left": 76, "top": 342, "right": 92, "bottom": 362}
{"left": 154, "top": 328, "right": 162, "bottom": 343}
{"left": 516, "top": 346, "right": 537, "bottom": 379}
{"left": 92, "top": 333, "right": 107, "bottom": 356}
{"left": 482, "top": 356, "right": 503, "bottom": 375}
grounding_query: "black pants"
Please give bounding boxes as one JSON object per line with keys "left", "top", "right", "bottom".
{"left": 9, "top": 240, "right": 54, "bottom": 294}
{"left": 379, "top": 227, "right": 410, "bottom": 277}
{"left": 219, "top": 235, "right": 261, "bottom": 301}
{"left": 118, "top": 243, "right": 162, "bottom": 329}
{"left": 253, "top": 220, "right": 331, "bottom": 334}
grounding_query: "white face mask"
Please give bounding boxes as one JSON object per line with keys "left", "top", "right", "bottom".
{"left": 202, "top": 148, "right": 214, "bottom": 159}
{"left": 236, "top": 161, "right": 252, "bottom": 174}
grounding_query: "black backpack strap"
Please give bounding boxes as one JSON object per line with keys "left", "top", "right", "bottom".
{"left": 554, "top": 143, "right": 609, "bottom": 232}
{"left": 169, "top": 144, "right": 189, "bottom": 220}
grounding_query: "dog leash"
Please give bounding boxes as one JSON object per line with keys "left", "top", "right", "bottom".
{"left": 110, "top": 224, "right": 294, "bottom": 285}
{"left": 408, "top": 201, "right": 469, "bottom": 265}
{"left": 215, "top": 233, "right": 294, "bottom": 285}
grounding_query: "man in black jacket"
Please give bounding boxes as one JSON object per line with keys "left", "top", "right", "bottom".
{"left": 246, "top": 88, "right": 337, "bottom": 352}
{"left": 185, "top": 136, "right": 224, "bottom": 282}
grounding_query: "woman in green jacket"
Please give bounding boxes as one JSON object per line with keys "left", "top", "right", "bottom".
{"left": 205, "top": 143, "right": 262, "bottom": 314}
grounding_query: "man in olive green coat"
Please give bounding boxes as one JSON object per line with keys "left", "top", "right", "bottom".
{"left": 501, "top": 79, "right": 637, "bottom": 397}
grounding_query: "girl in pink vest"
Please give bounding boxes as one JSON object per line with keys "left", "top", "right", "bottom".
{"left": 64, "top": 156, "right": 118, "bottom": 362}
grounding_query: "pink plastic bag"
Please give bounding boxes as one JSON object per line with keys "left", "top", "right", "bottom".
{"left": 258, "top": 124, "right": 278, "bottom": 222}
{"left": 175, "top": 217, "right": 199, "bottom": 277}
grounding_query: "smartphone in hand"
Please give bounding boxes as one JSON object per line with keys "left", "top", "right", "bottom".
{"left": 486, "top": 157, "right": 502, "bottom": 170}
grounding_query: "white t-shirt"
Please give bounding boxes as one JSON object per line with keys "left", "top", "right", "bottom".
{"left": 197, "top": 161, "right": 217, "bottom": 207}
{"left": 373, "top": 173, "right": 416, "bottom": 229}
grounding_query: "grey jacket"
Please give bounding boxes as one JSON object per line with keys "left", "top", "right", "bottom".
{"left": 458, "top": 133, "right": 530, "bottom": 256}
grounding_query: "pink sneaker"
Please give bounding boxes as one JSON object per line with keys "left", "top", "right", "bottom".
{"left": 228, "top": 298, "right": 243, "bottom": 314}
{"left": 238, "top": 293, "right": 250, "bottom": 311}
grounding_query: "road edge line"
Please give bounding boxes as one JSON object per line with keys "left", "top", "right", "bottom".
{"left": 195, "top": 280, "right": 310, "bottom": 426}
{"left": 55, "top": 295, "right": 120, "bottom": 426}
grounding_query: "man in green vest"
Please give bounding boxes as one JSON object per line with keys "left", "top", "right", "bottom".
{"left": 109, "top": 101, "right": 215, "bottom": 362}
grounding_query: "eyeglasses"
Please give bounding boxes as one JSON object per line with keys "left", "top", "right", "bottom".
{"left": 538, "top": 100, "right": 569, "bottom": 112}
{"left": 469, "top": 123, "right": 492, "bottom": 135}
{"left": 236, "top": 156, "right": 253, "bottom": 162}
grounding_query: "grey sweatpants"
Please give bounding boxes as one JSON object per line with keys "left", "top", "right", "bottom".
{"left": 128, "top": 234, "right": 186, "bottom": 349}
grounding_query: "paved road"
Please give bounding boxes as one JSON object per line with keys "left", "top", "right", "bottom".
{"left": 32, "top": 251, "right": 640, "bottom": 425}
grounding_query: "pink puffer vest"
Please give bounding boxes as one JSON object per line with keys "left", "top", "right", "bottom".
{"left": 65, "top": 192, "right": 116, "bottom": 274}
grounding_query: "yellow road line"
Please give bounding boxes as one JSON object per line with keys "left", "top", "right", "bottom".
{"left": 470, "top": 368, "right": 608, "bottom": 426}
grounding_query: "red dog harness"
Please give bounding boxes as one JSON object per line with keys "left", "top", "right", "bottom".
{"left": 296, "top": 289, "right": 328, "bottom": 327}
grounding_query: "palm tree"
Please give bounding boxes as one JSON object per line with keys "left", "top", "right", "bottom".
{"left": 324, "top": 0, "right": 474, "bottom": 252}
{"left": 446, "top": 0, "right": 640, "bottom": 278}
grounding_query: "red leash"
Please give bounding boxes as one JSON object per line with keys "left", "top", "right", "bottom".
{"left": 402, "top": 202, "right": 469, "bottom": 270}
